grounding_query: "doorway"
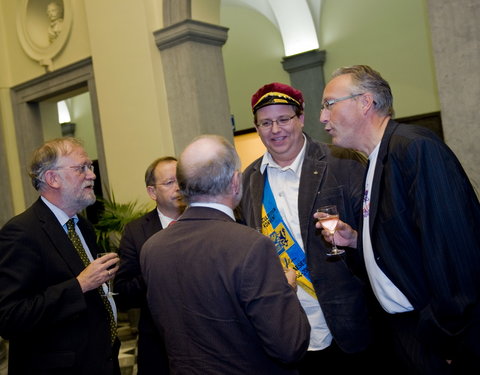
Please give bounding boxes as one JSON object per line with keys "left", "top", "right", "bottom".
{"left": 10, "top": 57, "right": 108, "bottom": 220}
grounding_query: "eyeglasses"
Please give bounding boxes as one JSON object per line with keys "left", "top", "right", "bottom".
{"left": 55, "top": 163, "right": 95, "bottom": 174}
{"left": 320, "top": 93, "right": 364, "bottom": 111}
{"left": 256, "top": 114, "right": 297, "bottom": 129}
{"left": 151, "top": 178, "right": 177, "bottom": 188}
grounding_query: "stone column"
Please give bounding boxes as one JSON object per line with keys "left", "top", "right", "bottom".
{"left": 282, "top": 49, "right": 328, "bottom": 143}
{"left": 154, "top": 19, "right": 232, "bottom": 154}
{"left": 426, "top": 0, "right": 480, "bottom": 193}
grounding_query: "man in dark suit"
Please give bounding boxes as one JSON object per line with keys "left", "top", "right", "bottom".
{"left": 140, "top": 134, "right": 310, "bottom": 374}
{"left": 115, "top": 156, "right": 185, "bottom": 374}
{"left": 240, "top": 82, "right": 376, "bottom": 373}
{"left": 0, "top": 137, "right": 121, "bottom": 374}
{"left": 318, "top": 64, "right": 480, "bottom": 374}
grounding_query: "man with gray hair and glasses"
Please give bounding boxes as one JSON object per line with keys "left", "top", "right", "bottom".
{"left": 0, "top": 137, "right": 120, "bottom": 374}
{"left": 317, "top": 64, "right": 480, "bottom": 374}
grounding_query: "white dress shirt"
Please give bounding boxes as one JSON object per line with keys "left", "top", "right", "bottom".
{"left": 362, "top": 144, "right": 413, "bottom": 314}
{"left": 259, "top": 136, "right": 332, "bottom": 351}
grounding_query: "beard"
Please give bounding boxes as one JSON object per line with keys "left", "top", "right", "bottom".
{"left": 62, "top": 183, "right": 97, "bottom": 214}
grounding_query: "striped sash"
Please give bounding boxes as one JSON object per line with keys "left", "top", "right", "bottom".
{"left": 261, "top": 172, "right": 317, "bottom": 298}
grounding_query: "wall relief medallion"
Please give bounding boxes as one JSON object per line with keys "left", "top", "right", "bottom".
{"left": 16, "top": 0, "right": 72, "bottom": 71}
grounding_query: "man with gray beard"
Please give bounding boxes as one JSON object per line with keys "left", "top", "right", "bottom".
{"left": 0, "top": 137, "right": 120, "bottom": 374}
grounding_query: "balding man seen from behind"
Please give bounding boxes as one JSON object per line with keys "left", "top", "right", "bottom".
{"left": 140, "top": 134, "right": 310, "bottom": 374}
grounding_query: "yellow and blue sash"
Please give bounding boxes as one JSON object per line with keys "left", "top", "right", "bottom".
{"left": 261, "top": 171, "right": 317, "bottom": 299}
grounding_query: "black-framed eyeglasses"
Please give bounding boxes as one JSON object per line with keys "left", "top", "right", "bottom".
{"left": 55, "top": 163, "right": 94, "bottom": 174}
{"left": 151, "top": 178, "right": 177, "bottom": 188}
{"left": 256, "top": 114, "right": 297, "bottom": 129}
{"left": 320, "top": 93, "right": 364, "bottom": 111}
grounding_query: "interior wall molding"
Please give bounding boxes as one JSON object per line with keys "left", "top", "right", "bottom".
{"left": 10, "top": 58, "right": 108, "bottom": 207}
{"left": 154, "top": 19, "right": 229, "bottom": 50}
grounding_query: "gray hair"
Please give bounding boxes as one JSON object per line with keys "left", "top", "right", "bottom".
{"left": 28, "top": 137, "right": 83, "bottom": 191}
{"left": 177, "top": 135, "right": 240, "bottom": 203}
{"left": 331, "top": 65, "right": 394, "bottom": 117}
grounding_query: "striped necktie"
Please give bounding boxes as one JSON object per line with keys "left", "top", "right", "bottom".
{"left": 66, "top": 218, "right": 117, "bottom": 345}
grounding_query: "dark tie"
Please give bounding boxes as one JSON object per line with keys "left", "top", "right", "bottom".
{"left": 66, "top": 219, "right": 117, "bottom": 344}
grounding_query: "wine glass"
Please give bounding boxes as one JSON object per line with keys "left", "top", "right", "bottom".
{"left": 316, "top": 205, "right": 344, "bottom": 256}
{"left": 97, "top": 252, "right": 118, "bottom": 296}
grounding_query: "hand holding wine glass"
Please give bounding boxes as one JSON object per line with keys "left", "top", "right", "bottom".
{"left": 96, "top": 252, "right": 119, "bottom": 296}
{"left": 316, "top": 205, "right": 344, "bottom": 256}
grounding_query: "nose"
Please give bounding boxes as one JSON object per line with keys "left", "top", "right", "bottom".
{"left": 271, "top": 121, "right": 282, "bottom": 132}
{"left": 86, "top": 168, "right": 96, "bottom": 180}
{"left": 319, "top": 109, "right": 330, "bottom": 124}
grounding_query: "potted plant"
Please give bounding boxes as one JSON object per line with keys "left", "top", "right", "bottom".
{"left": 93, "top": 191, "right": 150, "bottom": 253}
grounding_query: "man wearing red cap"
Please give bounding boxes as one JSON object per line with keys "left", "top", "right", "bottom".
{"left": 240, "top": 82, "right": 376, "bottom": 373}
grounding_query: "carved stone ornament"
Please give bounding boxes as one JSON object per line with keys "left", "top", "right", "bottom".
{"left": 16, "top": 0, "right": 73, "bottom": 72}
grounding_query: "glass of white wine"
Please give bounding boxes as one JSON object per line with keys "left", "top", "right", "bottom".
{"left": 317, "top": 205, "right": 344, "bottom": 256}
{"left": 97, "top": 252, "right": 118, "bottom": 296}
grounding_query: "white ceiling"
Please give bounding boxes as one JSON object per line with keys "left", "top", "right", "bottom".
{"left": 221, "top": 0, "right": 322, "bottom": 56}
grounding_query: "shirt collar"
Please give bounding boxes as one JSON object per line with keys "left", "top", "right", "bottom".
{"left": 41, "top": 196, "right": 78, "bottom": 226}
{"left": 189, "top": 202, "right": 235, "bottom": 220}
{"left": 157, "top": 207, "right": 177, "bottom": 228}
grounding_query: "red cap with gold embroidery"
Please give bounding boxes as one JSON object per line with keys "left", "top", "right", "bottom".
{"left": 251, "top": 82, "right": 304, "bottom": 113}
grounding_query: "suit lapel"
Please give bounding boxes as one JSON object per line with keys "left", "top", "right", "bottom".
{"left": 34, "top": 199, "right": 86, "bottom": 275}
{"left": 298, "top": 136, "right": 327, "bottom": 244}
{"left": 247, "top": 162, "right": 265, "bottom": 229}
{"left": 142, "top": 209, "right": 163, "bottom": 239}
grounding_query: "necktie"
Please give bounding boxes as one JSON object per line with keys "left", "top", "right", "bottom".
{"left": 66, "top": 219, "right": 117, "bottom": 345}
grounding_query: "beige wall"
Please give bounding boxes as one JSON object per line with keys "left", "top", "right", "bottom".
{"left": 320, "top": 0, "right": 439, "bottom": 118}
{"left": 0, "top": 0, "right": 177, "bottom": 210}
{"left": 0, "top": 0, "right": 446, "bottom": 216}
{"left": 83, "top": 0, "right": 175, "bottom": 206}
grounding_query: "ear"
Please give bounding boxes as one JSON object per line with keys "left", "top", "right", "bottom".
{"left": 361, "top": 93, "right": 375, "bottom": 114}
{"left": 146, "top": 185, "right": 157, "bottom": 201}
{"left": 231, "top": 171, "right": 242, "bottom": 196}
{"left": 43, "top": 170, "right": 61, "bottom": 189}
{"left": 298, "top": 113, "right": 305, "bottom": 128}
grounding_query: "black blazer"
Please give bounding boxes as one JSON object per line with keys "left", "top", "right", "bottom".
{"left": 240, "top": 133, "right": 372, "bottom": 353}
{"left": 0, "top": 198, "right": 120, "bottom": 375}
{"left": 114, "top": 208, "right": 169, "bottom": 374}
{"left": 362, "top": 120, "right": 480, "bottom": 355}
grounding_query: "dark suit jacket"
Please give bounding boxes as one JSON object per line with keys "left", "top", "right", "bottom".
{"left": 240, "top": 133, "right": 372, "bottom": 353}
{"left": 114, "top": 208, "right": 169, "bottom": 374}
{"left": 364, "top": 120, "right": 480, "bottom": 356}
{"left": 140, "top": 206, "right": 310, "bottom": 375}
{"left": 0, "top": 198, "right": 120, "bottom": 375}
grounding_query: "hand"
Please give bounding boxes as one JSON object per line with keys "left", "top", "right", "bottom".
{"left": 313, "top": 213, "right": 358, "bottom": 248}
{"left": 76, "top": 252, "right": 119, "bottom": 293}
